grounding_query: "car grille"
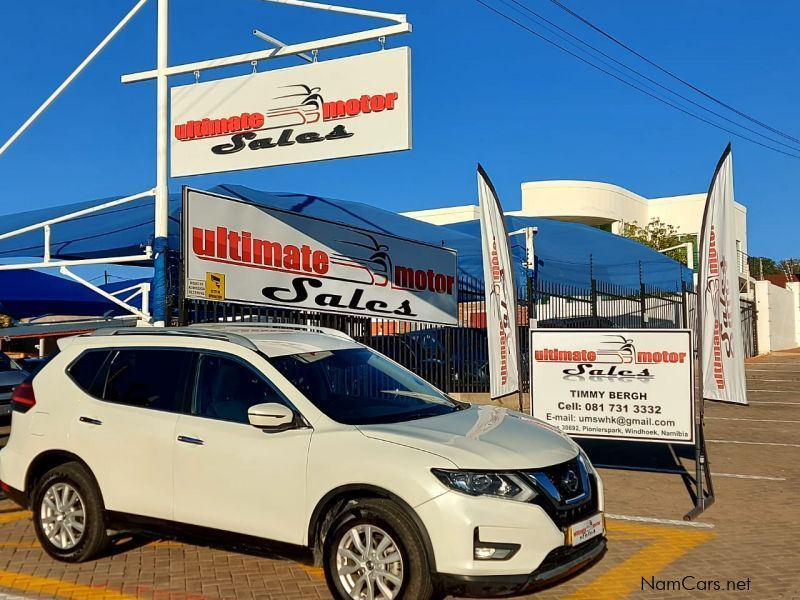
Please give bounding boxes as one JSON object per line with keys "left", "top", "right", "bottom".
{"left": 522, "top": 458, "right": 599, "bottom": 529}
{"left": 534, "top": 457, "right": 586, "bottom": 501}
{"left": 535, "top": 535, "right": 605, "bottom": 575}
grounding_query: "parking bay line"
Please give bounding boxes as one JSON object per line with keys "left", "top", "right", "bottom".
{"left": 0, "top": 511, "right": 29, "bottom": 525}
{"left": 747, "top": 362, "right": 800, "bottom": 365}
{"left": 0, "top": 569, "right": 138, "bottom": 600}
{"left": 706, "top": 416, "right": 800, "bottom": 424}
{"left": 605, "top": 514, "right": 715, "bottom": 528}
{"left": 595, "top": 464, "right": 785, "bottom": 481}
{"left": 563, "top": 520, "right": 715, "bottom": 600}
{"left": 708, "top": 439, "right": 800, "bottom": 448}
{"left": 749, "top": 401, "right": 800, "bottom": 405}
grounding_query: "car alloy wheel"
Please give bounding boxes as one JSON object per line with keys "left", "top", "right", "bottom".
{"left": 336, "top": 523, "right": 404, "bottom": 600}
{"left": 39, "top": 482, "right": 86, "bottom": 550}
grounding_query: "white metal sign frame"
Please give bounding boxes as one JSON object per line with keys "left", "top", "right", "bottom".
{"left": 0, "top": 0, "right": 412, "bottom": 327}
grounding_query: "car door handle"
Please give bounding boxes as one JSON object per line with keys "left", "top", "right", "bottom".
{"left": 79, "top": 416, "right": 102, "bottom": 426}
{"left": 177, "top": 435, "right": 204, "bottom": 446}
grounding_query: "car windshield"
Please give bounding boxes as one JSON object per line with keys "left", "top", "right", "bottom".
{"left": 268, "top": 347, "right": 466, "bottom": 425}
{"left": 0, "top": 353, "right": 21, "bottom": 373}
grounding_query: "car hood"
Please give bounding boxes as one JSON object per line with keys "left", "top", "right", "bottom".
{"left": 357, "top": 405, "right": 578, "bottom": 469}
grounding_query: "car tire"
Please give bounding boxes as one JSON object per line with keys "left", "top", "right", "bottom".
{"left": 323, "top": 498, "right": 437, "bottom": 600}
{"left": 31, "top": 462, "right": 109, "bottom": 563}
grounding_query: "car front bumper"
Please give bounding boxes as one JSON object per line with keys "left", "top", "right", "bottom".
{"left": 436, "top": 535, "right": 606, "bottom": 597}
{"left": 415, "top": 484, "right": 604, "bottom": 577}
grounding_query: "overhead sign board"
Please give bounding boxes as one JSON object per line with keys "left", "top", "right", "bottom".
{"left": 170, "top": 48, "right": 411, "bottom": 177}
{"left": 182, "top": 188, "right": 457, "bottom": 325}
{"left": 530, "top": 329, "right": 695, "bottom": 444}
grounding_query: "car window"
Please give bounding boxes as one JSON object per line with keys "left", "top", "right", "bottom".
{"left": 269, "top": 347, "right": 465, "bottom": 425}
{"left": 193, "top": 354, "right": 287, "bottom": 424}
{"left": 68, "top": 350, "right": 112, "bottom": 397}
{"left": 100, "top": 349, "right": 192, "bottom": 413}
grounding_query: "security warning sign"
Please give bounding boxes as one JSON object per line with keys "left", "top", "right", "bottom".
{"left": 205, "top": 272, "right": 225, "bottom": 300}
{"left": 530, "top": 329, "right": 695, "bottom": 444}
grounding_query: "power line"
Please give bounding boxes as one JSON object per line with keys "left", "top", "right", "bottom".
{"left": 473, "top": 0, "right": 800, "bottom": 159}
{"left": 502, "top": 0, "right": 800, "bottom": 153}
{"left": 547, "top": 0, "right": 800, "bottom": 146}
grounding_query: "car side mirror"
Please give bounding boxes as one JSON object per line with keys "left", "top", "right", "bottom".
{"left": 247, "top": 403, "right": 296, "bottom": 432}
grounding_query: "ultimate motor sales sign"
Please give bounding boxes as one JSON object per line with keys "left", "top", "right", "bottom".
{"left": 530, "top": 329, "right": 695, "bottom": 444}
{"left": 183, "top": 188, "right": 458, "bottom": 325}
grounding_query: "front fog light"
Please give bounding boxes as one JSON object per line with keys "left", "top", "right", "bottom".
{"left": 474, "top": 546, "right": 516, "bottom": 560}
{"left": 473, "top": 529, "right": 520, "bottom": 561}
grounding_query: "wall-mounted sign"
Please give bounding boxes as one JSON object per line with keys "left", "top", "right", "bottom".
{"left": 182, "top": 188, "right": 457, "bottom": 325}
{"left": 170, "top": 48, "right": 411, "bottom": 177}
{"left": 530, "top": 329, "right": 695, "bottom": 444}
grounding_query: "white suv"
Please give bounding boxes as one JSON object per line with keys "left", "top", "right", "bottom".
{"left": 0, "top": 324, "right": 605, "bottom": 599}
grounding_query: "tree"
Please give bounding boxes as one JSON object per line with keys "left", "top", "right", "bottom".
{"left": 778, "top": 258, "right": 800, "bottom": 275}
{"left": 748, "top": 256, "right": 781, "bottom": 277}
{"left": 621, "top": 218, "right": 689, "bottom": 265}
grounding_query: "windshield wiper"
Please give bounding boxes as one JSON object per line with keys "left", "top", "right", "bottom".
{"left": 380, "top": 389, "right": 453, "bottom": 406}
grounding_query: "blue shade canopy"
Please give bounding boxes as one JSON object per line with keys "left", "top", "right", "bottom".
{"left": 0, "top": 184, "right": 691, "bottom": 293}
{"left": 443, "top": 216, "right": 692, "bottom": 291}
{"left": 0, "top": 270, "right": 148, "bottom": 319}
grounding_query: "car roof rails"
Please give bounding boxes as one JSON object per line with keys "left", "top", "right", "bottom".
{"left": 87, "top": 327, "right": 259, "bottom": 352}
{"left": 187, "top": 321, "right": 355, "bottom": 342}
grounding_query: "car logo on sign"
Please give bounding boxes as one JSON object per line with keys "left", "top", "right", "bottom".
{"left": 562, "top": 469, "right": 580, "bottom": 494}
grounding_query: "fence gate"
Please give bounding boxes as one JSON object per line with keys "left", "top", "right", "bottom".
{"left": 740, "top": 299, "right": 757, "bottom": 358}
{"left": 183, "top": 273, "right": 760, "bottom": 394}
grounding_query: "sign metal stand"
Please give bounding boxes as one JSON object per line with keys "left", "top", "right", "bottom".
{"left": 684, "top": 402, "right": 715, "bottom": 520}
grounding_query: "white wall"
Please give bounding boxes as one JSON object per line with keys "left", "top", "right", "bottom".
{"left": 649, "top": 194, "right": 748, "bottom": 254}
{"left": 401, "top": 205, "right": 478, "bottom": 225}
{"left": 520, "top": 181, "right": 649, "bottom": 228}
{"left": 402, "top": 179, "right": 749, "bottom": 265}
{"left": 789, "top": 282, "right": 800, "bottom": 347}
{"left": 755, "top": 280, "right": 800, "bottom": 354}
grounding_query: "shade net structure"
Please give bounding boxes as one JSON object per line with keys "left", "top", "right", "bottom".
{"left": 0, "top": 183, "right": 692, "bottom": 318}
{"left": 0, "top": 270, "right": 148, "bottom": 319}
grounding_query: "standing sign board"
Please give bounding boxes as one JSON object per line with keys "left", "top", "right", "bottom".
{"left": 171, "top": 48, "right": 411, "bottom": 177}
{"left": 530, "top": 329, "right": 695, "bottom": 444}
{"left": 183, "top": 188, "right": 458, "bottom": 325}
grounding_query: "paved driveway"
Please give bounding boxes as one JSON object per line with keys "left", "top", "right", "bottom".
{"left": 1, "top": 351, "right": 799, "bottom": 599}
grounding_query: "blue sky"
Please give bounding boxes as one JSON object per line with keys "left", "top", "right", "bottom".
{"left": 0, "top": 0, "right": 797, "bottom": 260}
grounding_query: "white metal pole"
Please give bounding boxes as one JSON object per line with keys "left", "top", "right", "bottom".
{"left": 0, "top": 189, "right": 155, "bottom": 241}
{"left": 0, "top": 0, "right": 149, "bottom": 158}
{"left": 261, "top": 0, "right": 406, "bottom": 23}
{"left": 60, "top": 267, "right": 150, "bottom": 322}
{"left": 252, "top": 30, "right": 314, "bottom": 62}
{"left": 153, "top": 0, "right": 169, "bottom": 327}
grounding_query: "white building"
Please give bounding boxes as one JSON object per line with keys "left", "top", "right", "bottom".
{"left": 403, "top": 179, "right": 749, "bottom": 278}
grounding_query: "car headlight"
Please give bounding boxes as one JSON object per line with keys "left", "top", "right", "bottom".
{"left": 578, "top": 449, "right": 597, "bottom": 476}
{"left": 432, "top": 469, "right": 536, "bottom": 502}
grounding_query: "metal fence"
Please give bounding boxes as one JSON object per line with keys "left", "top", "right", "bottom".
{"left": 183, "top": 274, "right": 758, "bottom": 395}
